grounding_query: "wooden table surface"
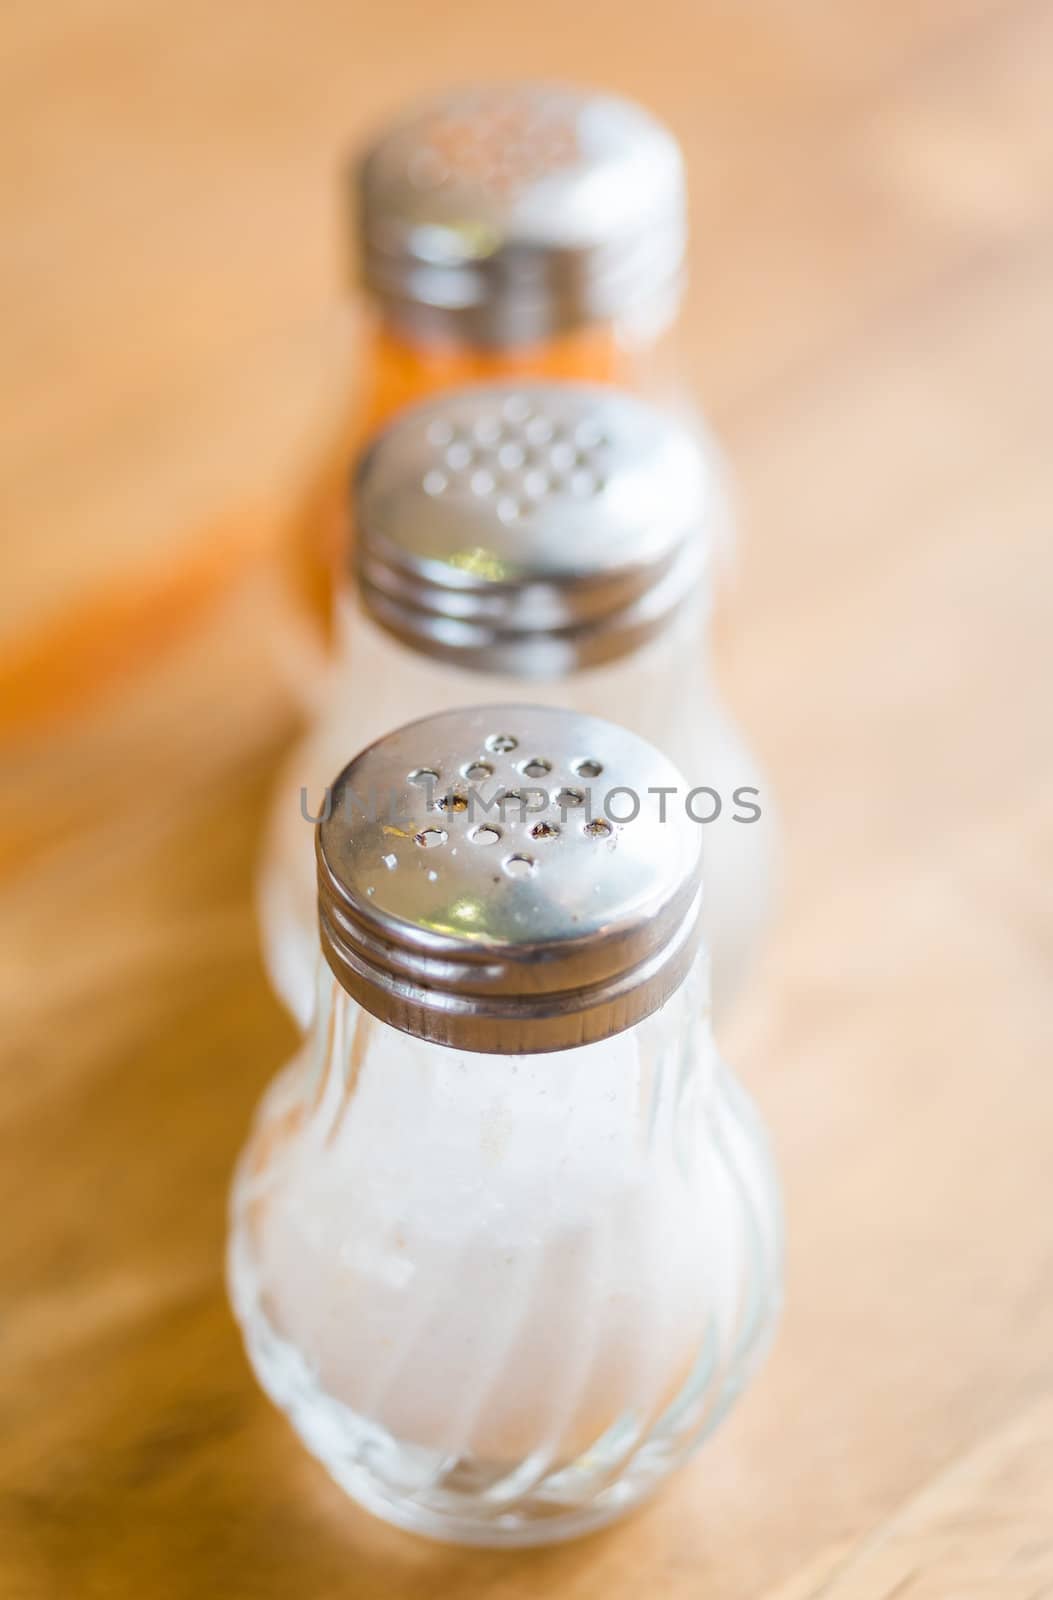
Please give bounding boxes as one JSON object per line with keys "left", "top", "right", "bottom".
{"left": 3, "top": 2, "right": 1053, "bottom": 1596}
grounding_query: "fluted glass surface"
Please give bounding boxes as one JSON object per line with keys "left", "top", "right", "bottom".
{"left": 228, "top": 956, "right": 782, "bottom": 1546}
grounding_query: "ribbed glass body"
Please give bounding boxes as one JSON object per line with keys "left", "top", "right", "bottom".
{"left": 227, "top": 953, "right": 782, "bottom": 1546}
{"left": 258, "top": 592, "right": 775, "bottom": 1032}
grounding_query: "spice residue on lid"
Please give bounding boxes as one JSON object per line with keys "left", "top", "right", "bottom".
{"left": 356, "top": 83, "right": 686, "bottom": 346}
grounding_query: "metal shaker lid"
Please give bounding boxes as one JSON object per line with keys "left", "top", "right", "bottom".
{"left": 354, "top": 381, "right": 709, "bottom": 674}
{"left": 317, "top": 705, "right": 703, "bottom": 1054}
{"left": 355, "top": 82, "right": 686, "bottom": 347}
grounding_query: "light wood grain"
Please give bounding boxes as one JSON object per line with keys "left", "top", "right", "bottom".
{"left": 3, "top": 1, "right": 1053, "bottom": 1596}
{"left": 766, "top": 1398, "right": 1053, "bottom": 1600}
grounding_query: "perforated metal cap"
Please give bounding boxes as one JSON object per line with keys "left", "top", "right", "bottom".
{"left": 317, "top": 705, "right": 703, "bottom": 1053}
{"left": 355, "top": 82, "right": 686, "bottom": 347}
{"left": 354, "top": 381, "right": 709, "bottom": 674}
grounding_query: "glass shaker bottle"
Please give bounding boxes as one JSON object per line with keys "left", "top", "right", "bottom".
{"left": 260, "top": 382, "right": 775, "bottom": 1030}
{"left": 230, "top": 705, "right": 782, "bottom": 1547}
{"left": 291, "top": 80, "right": 731, "bottom": 634}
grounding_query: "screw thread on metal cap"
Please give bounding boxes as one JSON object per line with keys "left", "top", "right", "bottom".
{"left": 353, "top": 381, "right": 711, "bottom": 674}
{"left": 317, "top": 705, "right": 703, "bottom": 1054}
{"left": 354, "top": 82, "right": 686, "bottom": 348}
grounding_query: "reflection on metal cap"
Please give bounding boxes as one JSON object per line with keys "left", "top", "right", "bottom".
{"left": 354, "top": 381, "right": 710, "bottom": 673}
{"left": 356, "top": 83, "right": 686, "bottom": 346}
{"left": 317, "top": 705, "right": 703, "bottom": 1053}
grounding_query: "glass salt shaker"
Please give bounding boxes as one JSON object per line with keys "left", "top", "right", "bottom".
{"left": 289, "top": 79, "right": 733, "bottom": 637}
{"left": 230, "top": 704, "right": 782, "bottom": 1547}
{"left": 261, "top": 382, "right": 775, "bottom": 1031}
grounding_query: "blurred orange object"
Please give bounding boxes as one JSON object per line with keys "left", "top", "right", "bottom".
{"left": 2, "top": 83, "right": 688, "bottom": 738}
{"left": 0, "top": 517, "right": 265, "bottom": 738}
{"left": 1, "top": 305, "right": 349, "bottom": 741}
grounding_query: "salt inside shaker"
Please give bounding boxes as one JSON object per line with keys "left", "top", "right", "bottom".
{"left": 231, "top": 704, "right": 782, "bottom": 1547}
{"left": 260, "top": 382, "right": 775, "bottom": 1032}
